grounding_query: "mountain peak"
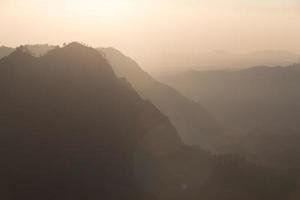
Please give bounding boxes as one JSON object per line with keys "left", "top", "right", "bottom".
{"left": 51, "top": 42, "right": 95, "bottom": 54}
{"left": 64, "top": 41, "right": 86, "bottom": 48}
{"left": 0, "top": 46, "right": 35, "bottom": 64}
{"left": 43, "top": 42, "right": 115, "bottom": 74}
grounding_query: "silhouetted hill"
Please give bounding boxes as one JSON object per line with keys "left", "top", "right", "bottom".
{"left": 98, "top": 47, "right": 228, "bottom": 151}
{"left": 0, "top": 44, "right": 55, "bottom": 59}
{"left": 4, "top": 44, "right": 299, "bottom": 156}
{"left": 0, "top": 43, "right": 181, "bottom": 199}
{"left": 162, "top": 65, "right": 300, "bottom": 171}
{"left": 0, "top": 45, "right": 228, "bottom": 151}
{"left": 0, "top": 46, "right": 14, "bottom": 58}
{"left": 24, "top": 44, "right": 56, "bottom": 56}
{"left": 0, "top": 43, "right": 294, "bottom": 200}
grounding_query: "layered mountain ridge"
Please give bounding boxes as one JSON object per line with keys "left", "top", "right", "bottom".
{"left": 98, "top": 47, "right": 227, "bottom": 151}
{"left": 0, "top": 43, "right": 181, "bottom": 199}
{"left": 0, "top": 43, "right": 294, "bottom": 200}
{"left": 162, "top": 65, "right": 300, "bottom": 170}
{"left": 0, "top": 44, "right": 229, "bottom": 152}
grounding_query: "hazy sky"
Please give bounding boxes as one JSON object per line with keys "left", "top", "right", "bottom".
{"left": 0, "top": 0, "right": 299, "bottom": 69}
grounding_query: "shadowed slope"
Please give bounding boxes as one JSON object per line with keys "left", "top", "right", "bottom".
{"left": 0, "top": 45, "right": 228, "bottom": 152}
{"left": 162, "top": 64, "right": 300, "bottom": 170}
{"left": 99, "top": 47, "right": 228, "bottom": 151}
{"left": 0, "top": 46, "right": 14, "bottom": 59}
{"left": 0, "top": 43, "right": 181, "bottom": 200}
{"left": 0, "top": 43, "right": 295, "bottom": 200}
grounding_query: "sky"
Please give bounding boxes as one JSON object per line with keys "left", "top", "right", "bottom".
{"left": 0, "top": 0, "right": 299, "bottom": 70}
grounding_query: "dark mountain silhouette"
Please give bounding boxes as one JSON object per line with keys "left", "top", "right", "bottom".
{"left": 0, "top": 46, "right": 14, "bottom": 58}
{"left": 0, "top": 43, "right": 294, "bottom": 200}
{"left": 0, "top": 45, "right": 228, "bottom": 151}
{"left": 162, "top": 64, "right": 300, "bottom": 170}
{"left": 24, "top": 44, "right": 56, "bottom": 56}
{"left": 0, "top": 43, "right": 181, "bottom": 200}
{"left": 0, "top": 44, "right": 55, "bottom": 58}
{"left": 98, "top": 47, "right": 228, "bottom": 151}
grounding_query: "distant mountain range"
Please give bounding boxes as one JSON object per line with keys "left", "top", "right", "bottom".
{"left": 162, "top": 64, "right": 300, "bottom": 170}
{"left": 98, "top": 47, "right": 228, "bottom": 151}
{"left": 151, "top": 50, "right": 300, "bottom": 75}
{"left": 0, "top": 43, "right": 294, "bottom": 200}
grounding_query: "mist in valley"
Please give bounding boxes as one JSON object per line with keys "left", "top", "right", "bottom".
{"left": 1, "top": 0, "right": 300, "bottom": 200}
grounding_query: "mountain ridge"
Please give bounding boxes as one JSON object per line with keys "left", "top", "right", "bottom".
{"left": 0, "top": 44, "right": 229, "bottom": 151}
{"left": 162, "top": 64, "right": 300, "bottom": 170}
{"left": 98, "top": 47, "right": 228, "bottom": 151}
{"left": 0, "top": 42, "right": 295, "bottom": 200}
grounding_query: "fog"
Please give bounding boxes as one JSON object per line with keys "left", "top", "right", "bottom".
{"left": 0, "top": 0, "right": 300, "bottom": 71}
{"left": 1, "top": 1, "right": 300, "bottom": 198}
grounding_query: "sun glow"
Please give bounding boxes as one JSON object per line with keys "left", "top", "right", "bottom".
{"left": 65, "top": 0, "right": 135, "bottom": 20}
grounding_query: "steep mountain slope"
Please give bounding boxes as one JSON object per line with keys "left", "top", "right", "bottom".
{"left": 0, "top": 45, "right": 228, "bottom": 151}
{"left": 162, "top": 64, "right": 300, "bottom": 170}
{"left": 0, "top": 44, "right": 55, "bottom": 58}
{"left": 0, "top": 43, "right": 294, "bottom": 200}
{"left": 24, "top": 44, "right": 56, "bottom": 56}
{"left": 98, "top": 47, "right": 228, "bottom": 151}
{"left": 0, "top": 46, "right": 14, "bottom": 58}
{"left": 0, "top": 43, "right": 181, "bottom": 200}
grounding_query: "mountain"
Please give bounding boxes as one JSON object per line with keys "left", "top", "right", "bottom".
{"left": 161, "top": 64, "right": 300, "bottom": 170}
{"left": 150, "top": 50, "right": 300, "bottom": 75}
{"left": 0, "top": 46, "right": 14, "bottom": 58}
{"left": 0, "top": 45, "right": 228, "bottom": 151}
{"left": 248, "top": 50, "right": 300, "bottom": 67}
{"left": 0, "top": 43, "right": 181, "bottom": 200}
{"left": 24, "top": 44, "right": 56, "bottom": 56}
{"left": 0, "top": 43, "right": 294, "bottom": 200}
{"left": 98, "top": 47, "right": 228, "bottom": 151}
